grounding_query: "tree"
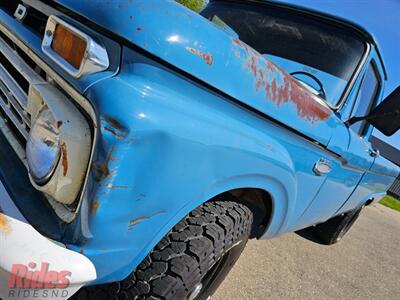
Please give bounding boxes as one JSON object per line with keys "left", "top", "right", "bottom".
{"left": 176, "top": 0, "right": 206, "bottom": 12}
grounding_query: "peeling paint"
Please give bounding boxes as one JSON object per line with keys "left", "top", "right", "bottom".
{"left": 0, "top": 213, "right": 10, "bottom": 234}
{"left": 60, "top": 142, "right": 68, "bottom": 176}
{"left": 186, "top": 47, "right": 213, "bottom": 66}
{"left": 128, "top": 211, "right": 166, "bottom": 230}
{"left": 128, "top": 216, "right": 149, "bottom": 228}
{"left": 232, "top": 38, "right": 331, "bottom": 123}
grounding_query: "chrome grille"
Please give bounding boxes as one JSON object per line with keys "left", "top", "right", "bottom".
{"left": 0, "top": 33, "right": 45, "bottom": 142}
{"left": 0, "top": 76, "right": 30, "bottom": 139}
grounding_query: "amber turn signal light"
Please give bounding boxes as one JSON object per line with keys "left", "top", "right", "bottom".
{"left": 42, "top": 15, "right": 109, "bottom": 78}
{"left": 51, "top": 24, "right": 87, "bottom": 69}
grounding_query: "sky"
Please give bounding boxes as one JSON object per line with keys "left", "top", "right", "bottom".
{"left": 275, "top": 0, "right": 400, "bottom": 149}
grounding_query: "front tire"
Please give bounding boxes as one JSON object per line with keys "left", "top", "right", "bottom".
{"left": 74, "top": 201, "right": 253, "bottom": 300}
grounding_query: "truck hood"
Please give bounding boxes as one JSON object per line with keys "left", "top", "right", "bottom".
{"left": 54, "top": 0, "right": 340, "bottom": 146}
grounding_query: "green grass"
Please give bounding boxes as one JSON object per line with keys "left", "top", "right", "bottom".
{"left": 380, "top": 196, "right": 400, "bottom": 212}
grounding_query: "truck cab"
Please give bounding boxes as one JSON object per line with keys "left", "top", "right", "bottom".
{"left": 0, "top": 1, "right": 399, "bottom": 299}
{"left": 202, "top": 0, "right": 400, "bottom": 229}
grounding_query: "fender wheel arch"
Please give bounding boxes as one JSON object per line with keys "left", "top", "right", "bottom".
{"left": 72, "top": 200, "right": 253, "bottom": 300}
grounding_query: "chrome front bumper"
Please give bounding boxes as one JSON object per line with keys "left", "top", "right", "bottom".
{"left": 0, "top": 180, "right": 96, "bottom": 300}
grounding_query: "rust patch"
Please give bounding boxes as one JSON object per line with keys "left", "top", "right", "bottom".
{"left": 101, "top": 116, "right": 128, "bottom": 139}
{"left": 90, "top": 198, "right": 100, "bottom": 215}
{"left": 79, "top": 248, "right": 85, "bottom": 254}
{"left": 93, "top": 162, "right": 110, "bottom": 181}
{"left": 103, "top": 127, "right": 125, "bottom": 139}
{"left": 56, "top": 121, "right": 63, "bottom": 129}
{"left": 0, "top": 214, "right": 10, "bottom": 234}
{"left": 232, "top": 38, "right": 331, "bottom": 123}
{"left": 287, "top": 79, "right": 331, "bottom": 122}
{"left": 93, "top": 145, "right": 116, "bottom": 182}
{"left": 186, "top": 47, "right": 213, "bottom": 66}
{"left": 103, "top": 116, "right": 126, "bottom": 131}
{"left": 60, "top": 142, "right": 68, "bottom": 176}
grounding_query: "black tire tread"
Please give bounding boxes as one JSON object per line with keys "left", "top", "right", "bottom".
{"left": 73, "top": 201, "right": 253, "bottom": 300}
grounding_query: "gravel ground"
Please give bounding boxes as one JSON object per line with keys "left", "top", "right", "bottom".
{"left": 214, "top": 204, "right": 400, "bottom": 300}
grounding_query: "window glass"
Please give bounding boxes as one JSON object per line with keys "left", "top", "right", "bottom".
{"left": 201, "top": 1, "right": 366, "bottom": 106}
{"left": 351, "top": 64, "right": 380, "bottom": 135}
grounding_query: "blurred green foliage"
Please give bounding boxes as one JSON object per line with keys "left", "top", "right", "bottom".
{"left": 380, "top": 196, "right": 400, "bottom": 212}
{"left": 176, "top": 0, "right": 206, "bottom": 12}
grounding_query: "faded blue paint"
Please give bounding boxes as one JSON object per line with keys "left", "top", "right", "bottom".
{"left": 0, "top": 0, "right": 399, "bottom": 288}
{"left": 54, "top": 0, "right": 336, "bottom": 146}
{"left": 67, "top": 44, "right": 398, "bottom": 284}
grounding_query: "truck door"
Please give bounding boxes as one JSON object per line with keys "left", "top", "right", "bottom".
{"left": 338, "top": 64, "right": 400, "bottom": 213}
{"left": 293, "top": 61, "right": 381, "bottom": 229}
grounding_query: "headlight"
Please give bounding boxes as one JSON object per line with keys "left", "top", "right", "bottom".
{"left": 26, "top": 84, "right": 92, "bottom": 205}
{"left": 26, "top": 108, "right": 60, "bottom": 184}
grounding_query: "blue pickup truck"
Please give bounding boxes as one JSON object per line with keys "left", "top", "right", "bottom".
{"left": 0, "top": 1, "right": 399, "bottom": 299}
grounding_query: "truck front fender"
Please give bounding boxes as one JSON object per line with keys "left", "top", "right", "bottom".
{"left": 66, "top": 49, "right": 301, "bottom": 284}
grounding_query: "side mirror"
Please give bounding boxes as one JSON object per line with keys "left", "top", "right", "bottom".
{"left": 347, "top": 86, "right": 400, "bottom": 136}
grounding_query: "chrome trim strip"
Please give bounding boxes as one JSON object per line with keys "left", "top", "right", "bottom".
{"left": 331, "top": 43, "right": 371, "bottom": 111}
{"left": 0, "top": 98, "right": 29, "bottom": 139}
{"left": 0, "top": 80, "right": 30, "bottom": 124}
{"left": 0, "top": 88, "right": 28, "bottom": 139}
{"left": 0, "top": 117, "right": 26, "bottom": 164}
{"left": 0, "top": 35, "right": 43, "bottom": 86}
{"left": 0, "top": 61, "right": 28, "bottom": 108}
{"left": 22, "top": 0, "right": 61, "bottom": 17}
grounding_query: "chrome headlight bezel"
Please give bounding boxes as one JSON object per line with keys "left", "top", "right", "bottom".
{"left": 27, "top": 83, "right": 92, "bottom": 205}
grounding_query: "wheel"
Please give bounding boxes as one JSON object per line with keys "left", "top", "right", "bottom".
{"left": 73, "top": 201, "right": 253, "bottom": 300}
{"left": 314, "top": 207, "right": 362, "bottom": 245}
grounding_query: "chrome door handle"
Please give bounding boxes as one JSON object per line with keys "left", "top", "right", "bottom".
{"left": 313, "top": 159, "right": 332, "bottom": 176}
{"left": 368, "top": 148, "right": 380, "bottom": 158}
